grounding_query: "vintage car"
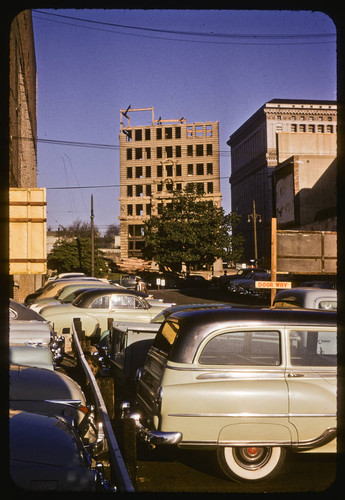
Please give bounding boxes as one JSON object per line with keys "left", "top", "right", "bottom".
{"left": 10, "top": 363, "right": 101, "bottom": 450}
{"left": 29, "top": 281, "right": 119, "bottom": 313}
{"left": 123, "top": 307, "right": 337, "bottom": 483}
{"left": 39, "top": 288, "right": 172, "bottom": 344}
{"left": 273, "top": 287, "right": 337, "bottom": 311}
{"left": 10, "top": 344, "right": 54, "bottom": 370}
{"left": 10, "top": 409, "right": 113, "bottom": 492}
{"left": 97, "top": 303, "right": 228, "bottom": 384}
{"left": 24, "top": 276, "right": 108, "bottom": 306}
{"left": 218, "top": 267, "right": 267, "bottom": 290}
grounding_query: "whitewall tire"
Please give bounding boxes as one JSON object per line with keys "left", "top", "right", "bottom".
{"left": 217, "top": 445, "right": 286, "bottom": 483}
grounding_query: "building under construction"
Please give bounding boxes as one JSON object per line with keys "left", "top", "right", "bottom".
{"left": 118, "top": 106, "right": 221, "bottom": 267}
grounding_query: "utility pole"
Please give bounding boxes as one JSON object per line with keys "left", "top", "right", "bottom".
{"left": 91, "top": 194, "right": 94, "bottom": 276}
{"left": 247, "top": 200, "right": 261, "bottom": 266}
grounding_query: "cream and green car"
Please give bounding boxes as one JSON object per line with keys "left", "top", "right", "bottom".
{"left": 124, "top": 307, "right": 337, "bottom": 483}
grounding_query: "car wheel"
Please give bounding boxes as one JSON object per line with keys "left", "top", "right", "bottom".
{"left": 217, "top": 445, "right": 286, "bottom": 483}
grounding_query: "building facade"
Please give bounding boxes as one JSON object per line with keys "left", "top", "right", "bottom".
{"left": 227, "top": 99, "right": 337, "bottom": 265}
{"left": 118, "top": 107, "right": 221, "bottom": 263}
{"left": 9, "top": 10, "right": 45, "bottom": 302}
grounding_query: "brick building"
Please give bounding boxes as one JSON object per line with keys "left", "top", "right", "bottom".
{"left": 118, "top": 107, "right": 221, "bottom": 265}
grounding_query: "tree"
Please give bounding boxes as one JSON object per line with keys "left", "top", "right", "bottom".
{"left": 47, "top": 237, "right": 109, "bottom": 277}
{"left": 142, "top": 185, "right": 244, "bottom": 273}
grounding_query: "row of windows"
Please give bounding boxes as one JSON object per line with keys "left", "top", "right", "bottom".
{"left": 126, "top": 183, "right": 215, "bottom": 216}
{"left": 126, "top": 143, "right": 214, "bottom": 161}
{"left": 126, "top": 163, "right": 214, "bottom": 179}
{"left": 289, "top": 124, "right": 336, "bottom": 133}
{"left": 124, "top": 124, "right": 214, "bottom": 142}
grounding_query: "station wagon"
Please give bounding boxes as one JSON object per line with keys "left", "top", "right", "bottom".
{"left": 123, "top": 307, "right": 337, "bottom": 483}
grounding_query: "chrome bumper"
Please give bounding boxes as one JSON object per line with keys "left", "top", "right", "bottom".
{"left": 121, "top": 403, "right": 182, "bottom": 446}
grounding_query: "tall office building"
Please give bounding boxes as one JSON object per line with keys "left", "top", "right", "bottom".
{"left": 118, "top": 107, "right": 221, "bottom": 263}
{"left": 227, "top": 99, "right": 337, "bottom": 265}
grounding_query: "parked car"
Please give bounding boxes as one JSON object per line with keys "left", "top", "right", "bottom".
{"left": 218, "top": 267, "right": 267, "bottom": 290}
{"left": 29, "top": 282, "right": 119, "bottom": 313}
{"left": 10, "top": 344, "right": 54, "bottom": 370}
{"left": 24, "top": 277, "right": 109, "bottom": 306}
{"left": 97, "top": 303, "right": 229, "bottom": 384}
{"left": 39, "top": 288, "right": 173, "bottom": 343}
{"left": 10, "top": 409, "right": 113, "bottom": 492}
{"left": 299, "top": 280, "right": 336, "bottom": 290}
{"left": 120, "top": 274, "right": 141, "bottom": 289}
{"left": 227, "top": 271, "right": 271, "bottom": 295}
{"left": 176, "top": 275, "right": 211, "bottom": 288}
{"left": 10, "top": 363, "right": 100, "bottom": 450}
{"left": 123, "top": 307, "right": 337, "bottom": 483}
{"left": 273, "top": 287, "right": 337, "bottom": 310}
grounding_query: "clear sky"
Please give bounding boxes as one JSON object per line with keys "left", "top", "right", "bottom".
{"left": 31, "top": 8, "right": 337, "bottom": 234}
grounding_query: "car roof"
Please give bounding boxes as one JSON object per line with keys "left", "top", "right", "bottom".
{"left": 72, "top": 287, "right": 144, "bottom": 306}
{"left": 274, "top": 287, "right": 337, "bottom": 301}
{"left": 10, "top": 299, "right": 46, "bottom": 321}
{"left": 160, "top": 307, "right": 336, "bottom": 363}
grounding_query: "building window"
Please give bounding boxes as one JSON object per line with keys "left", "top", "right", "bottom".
{"left": 207, "top": 182, "right": 213, "bottom": 193}
{"left": 127, "top": 149, "right": 132, "bottom": 160}
{"left": 156, "top": 147, "right": 162, "bottom": 159}
{"left": 326, "top": 125, "right": 333, "bottom": 133}
{"left": 206, "top": 125, "right": 212, "bottom": 137}
{"left": 157, "top": 183, "right": 163, "bottom": 192}
{"left": 156, "top": 128, "right": 162, "bottom": 140}
{"left": 187, "top": 145, "right": 193, "bottom": 156}
{"left": 175, "top": 164, "right": 182, "bottom": 176}
{"left": 299, "top": 124, "right": 306, "bottom": 132}
{"left": 136, "top": 204, "right": 143, "bottom": 216}
{"left": 318, "top": 124, "right": 324, "bottom": 133}
{"left": 187, "top": 126, "right": 193, "bottom": 137}
{"left": 165, "top": 146, "right": 173, "bottom": 158}
{"left": 166, "top": 164, "right": 173, "bottom": 177}
{"left": 291, "top": 124, "right": 297, "bottom": 132}
{"left": 145, "top": 128, "right": 151, "bottom": 140}
{"left": 135, "top": 185, "right": 143, "bottom": 197}
{"left": 196, "top": 183, "right": 204, "bottom": 194}
{"left": 146, "top": 204, "right": 151, "bottom": 216}
{"left": 196, "top": 163, "right": 204, "bottom": 175}
{"left": 135, "top": 129, "right": 142, "bottom": 141}
{"left": 135, "top": 166, "right": 143, "bottom": 178}
{"left": 145, "top": 165, "right": 151, "bottom": 177}
{"left": 157, "top": 165, "right": 163, "bottom": 177}
{"left": 175, "top": 145, "right": 181, "bottom": 157}
{"left": 146, "top": 184, "right": 151, "bottom": 196}
{"left": 145, "top": 147, "right": 151, "bottom": 159}
{"left": 196, "top": 144, "right": 204, "bottom": 156}
{"left": 206, "top": 144, "right": 213, "bottom": 155}
{"left": 195, "top": 125, "right": 203, "bottom": 137}
{"left": 135, "top": 148, "right": 143, "bottom": 160}
{"left": 165, "top": 127, "right": 172, "bottom": 139}
{"left": 127, "top": 167, "right": 133, "bottom": 178}
{"left": 187, "top": 164, "right": 193, "bottom": 176}
{"left": 308, "top": 124, "right": 315, "bottom": 133}
{"left": 176, "top": 183, "right": 182, "bottom": 190}
{"left": 175, "top": 127, "right": 181, "bottom": 139}
{"left": 207, "top": 163, "right": 213, "bottom": 175}
{"left": 127, "top": 185, "right": 133, "bottom": 197}
{"left": 127, "top": 204, "right": 133, "bottom": 216}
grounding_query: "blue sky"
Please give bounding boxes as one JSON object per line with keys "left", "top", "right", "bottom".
{"left": 31, "top": 9, "right": 337, "bottom": 234}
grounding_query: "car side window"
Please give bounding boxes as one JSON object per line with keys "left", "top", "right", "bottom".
{"left": 90, "top": 295, "right": 110, "bottom": 308}
{"left": 199, "top": 330, "right": 281, "bottom": 366}
{"left": 110, "top": 294, "right": 146, "bottom": 309}
{"left": 317, "top": 300, "right": 337, "bottom": 311}
{"left": 289, "top": 330, "right": 337, "bottom": 366}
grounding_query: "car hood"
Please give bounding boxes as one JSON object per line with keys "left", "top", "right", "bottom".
{"left": 40, "top": 303, "right": 77, "bottom": 317}
{"left": 10, "top": 364, "right": 86, "bottom": 403}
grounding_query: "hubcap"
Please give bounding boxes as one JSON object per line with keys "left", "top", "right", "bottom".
{"left": 233, "top": 447, "right": 272, "bottom": 470}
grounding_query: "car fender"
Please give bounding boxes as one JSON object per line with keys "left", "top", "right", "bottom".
{"left": 217, "top": 421, "right": 296, "bottom": 447}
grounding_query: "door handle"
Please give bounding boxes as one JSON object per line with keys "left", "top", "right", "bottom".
{"left": 287, "top": 372, "right": 304, "bottom": 378}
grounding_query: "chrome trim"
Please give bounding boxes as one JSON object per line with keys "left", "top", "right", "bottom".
{"left": 130, "top": 412, "right": 182, "bottom": 446}
{"left": 168, "top": 412, "right": 336, "bottom": 418}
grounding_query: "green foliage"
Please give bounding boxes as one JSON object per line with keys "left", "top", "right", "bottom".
{"left": 142, "top": 185, "right": 244, "bottom": 272}
{"left": 47, "top": 237, "right": 109, "bottom": 277}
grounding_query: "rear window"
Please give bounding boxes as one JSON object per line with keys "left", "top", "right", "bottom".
{"left": 199, "top": 330, "right": 281, "bottom": 366}
{"left": 153, "top": 319, "right": 181, "bottom": 354}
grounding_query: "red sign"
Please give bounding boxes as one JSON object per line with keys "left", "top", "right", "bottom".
{"left": 255, "top": 281, "right": 292, "bottom": 289}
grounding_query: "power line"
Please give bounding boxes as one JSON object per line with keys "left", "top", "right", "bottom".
{"left": 32, "top": 10, "right": 336, "bottom": 45}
